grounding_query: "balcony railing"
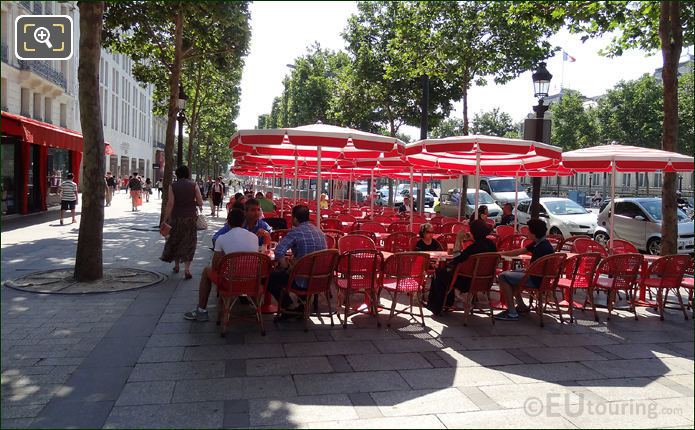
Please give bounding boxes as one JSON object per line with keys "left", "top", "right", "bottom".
{"left": 18, "top": 60, "right": 67, "bottom": 90}
{"left": 44, "top": 2, "right": 53, "bottom": 14}
{"left": 1, "top": 41, "right": 7, "bottom": 64}
{"left": 33, "top": 2, "right": 42, "bottom": 14}
{"left": 18, "top": 1, "right": 31, "bottom": 11}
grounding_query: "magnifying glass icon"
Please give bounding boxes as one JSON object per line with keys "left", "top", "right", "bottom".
{"left": 33, "top": 27, "right": 53, "bottom": 49}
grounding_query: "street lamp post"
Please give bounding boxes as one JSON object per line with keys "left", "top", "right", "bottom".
{"left": 679, "top": 175, "right": 683, "bottom": 193}
{"left": 176, "top": 85, "right": 188, "bottom": 166}
{"left": 589, "top": 175, "right": 592, "bottom": 194}
{"left": 530, "top": 62, "right": 552, "bottom": 218}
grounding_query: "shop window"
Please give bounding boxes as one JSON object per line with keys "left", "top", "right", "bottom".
{"left": 60, "top": 103, "right": 67, "bottom": 127}
{"left": 33, "top": 93, "right": 42, "bottom": 120}
{"left": 21, "top": 88, "right": 31, "bottom": 117}
{"left": 46, "top": 148, "right": 71, "bottom": 207}
{"left": 44, "top": 97, "right": 52, "bottom": 123}
{"left": 1, "top": 141, "right": 19, "bottom": 215}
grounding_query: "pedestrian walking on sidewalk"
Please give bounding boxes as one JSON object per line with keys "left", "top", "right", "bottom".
{"left": 128, "top": 173, "right": 143, "bottom": 211}
{"left": 104, "top": 175, "right": 112, "bottom": 207}
{"left": 156, "top": 179, "right": 163, "bottom": 199}
{"left": 59, "top": 172, "right": 78, "bottom": 225}
{"left": 105, "top": 172, "right": 116, "bottom": 206}
{"left": 144, "top": 178, "right": 152, "bottom": 203}
{"left": 161, "top": 165, "right": 204, "bottom": 280}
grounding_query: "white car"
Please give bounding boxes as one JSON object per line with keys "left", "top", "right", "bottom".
{"left": 515, "top": 198, "right": 597, "bottom": 238}
{"left": 595, "top": 198, "right": 694, "bottom": 255}
{"left": 480, "top": 177, "right": 529, "bottom": 205}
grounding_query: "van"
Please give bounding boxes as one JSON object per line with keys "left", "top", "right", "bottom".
{"left": 480, "top": 177, "right": 528, "bottom": 205}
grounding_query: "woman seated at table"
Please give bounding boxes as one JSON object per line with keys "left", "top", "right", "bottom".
{"left": 415, "top": 223, "right": 443, "bottom": 251}
{"left": 426, "top": 219, "right": 497, "bottom": 315}
{"left": 468, "top": 205, "right": 489, "bottom": 223}
{"left": 494, "top": 218, "right": 555, "bottom": 321}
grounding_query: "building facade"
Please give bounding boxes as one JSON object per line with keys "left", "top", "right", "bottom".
{"left": 1, "top": 1, "right": 162, "bottom": 216}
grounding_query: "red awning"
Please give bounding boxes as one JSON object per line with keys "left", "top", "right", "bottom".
{"left": 1, "top": 111, "right": 82, "bottom": 152}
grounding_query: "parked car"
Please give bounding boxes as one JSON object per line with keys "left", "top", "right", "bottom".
{"left": 595, "top": 197, "right": 694, "bottom": 255}
{"left": 515, "top": 198, "right": 597, "bottom": 239}
{"left": 437, "top": 189, "right": 502, "bottom": 222}
{"left": 394, "top": 184, "right": 435, "bottom": 208}
{"left": 479, "top": 177, "right": 529, "bottom": 205}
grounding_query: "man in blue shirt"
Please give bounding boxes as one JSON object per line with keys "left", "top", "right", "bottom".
{"left": 241, "top": 198, "right": 272, "bottom": 246}
{"left": 494, "top": 218, "right": 555, "bottom": 321}
{"left": 268, "top": 205, "right": 327, "bottom": 315}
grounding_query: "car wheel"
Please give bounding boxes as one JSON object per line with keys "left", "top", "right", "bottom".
{"left": 549, "top": 227, "right": 563, "bottom": 237}
{"left": 594, "top": 231, "right": 609, "bottom": 246}
{"left": 647, "top": 237, "right": 661, "bottom": 255}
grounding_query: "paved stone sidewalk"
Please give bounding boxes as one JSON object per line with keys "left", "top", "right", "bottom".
{"left": 1, "top": 192, "right": 693, "bottom": 428}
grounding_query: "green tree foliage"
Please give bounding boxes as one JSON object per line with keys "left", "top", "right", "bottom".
{"left": 594, "top": 74, "right": 663, "bottom": 148}
{"left": 102, "top": 1, "right": 251, "bottom": 219}
{"left": 549, "top": 90, "right": 599, "bottom": 150}
{"left": 678, "top": 70, "right": 694, "bottom": 155}
{"left": 470, "top": 108, "right": 517, "bottom": 137}
{"left": 431, "top": 118, "right": 466, "bottom": 138}
{"left": 388, "top": 1, "right": 558, "bottom": 135}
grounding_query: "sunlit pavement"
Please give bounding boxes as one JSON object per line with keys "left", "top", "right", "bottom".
{"left": 1, "top": 192, "right": 693, "bottom": 429}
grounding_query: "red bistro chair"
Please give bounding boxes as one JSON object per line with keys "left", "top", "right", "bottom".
{"left": 379, "top": 252, "right": 430, "bottom": 327}
{"left": 373, "top": 215, "right": 393, "bottom": 223}
{"left": 275, "top": 249, "right": 340, "bottom": 331}
{"left": 360, "top": 222, "right": 388, "bottom": 233}
{"left": 556, "top": 236, "right": 588, "bottom": 252}
{"left": 351, "top": 230, "right": 378, "bottom": 243}
{"left": 519, "top": 253, "right": 568, "bottom": 327}
{"left": 557, "top": 253, "right": 602, "bottom": 323}
{"left": 321, "top": 218, "right": 342, "bottom": 231}
{"left": 571, "top": 237, "right": 609, "bottom": 257}
{"left": 338, "top": 234, "right": 376, "bottom": 253}
{"left": 325, "top": 235, "right": 336, "bottom": 249}
{"left": 441, "top": 222, "right": 465, "bottom": 234}
{"left": 383, "top": 232, "right": 417, "bottom": 253}
{"left": 437, "top": 233, "right": 458, "bottom": 249}
{"left": 546, "top": 235, "right": 563, "bottom": 250}
{"left": 518, "top": 225, "right": 530, "bottom": 237}
{"left": 445, "top": 252, "right": 501, "bottom": 326}
{"left": 215, "top": 252, "right": 272, "bottom": 337}
{"left": 682, "top": 259, "right": 694, "bottom": 316}
{"left": 589, "top": 253, "right": 644, "bottom": 322}
{"left": 495, "top": 225, "right": 515, "bottom": 240}
{"left": 642, "top": 255, "right": 692, "bottom": 320}
{"left": 609, "top": 239, "right": 639, "bottom": 255}
{"left": 388, "top": 221, "right": 411, "bottom": 233}
{"left": 336, "top": 249, "right": 384, "bottom": 328}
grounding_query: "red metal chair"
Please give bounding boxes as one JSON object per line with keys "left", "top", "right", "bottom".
{"left": 373, "top": 215, "right": 393, "bottom": 223}
{"left": 445, "top": 252, "right": 501, "bottom": 326}
{"left": 270, "top": 229, "right": 290, "bottom": 243}
{"left": 338, "top": 234, "right": 376, "bottom": 253}
{"left": 436, "top": 233, "right": 458, "bottom": 249}
{"left": 337, "top": 214, "right": 357, "bottom": 223}
{"left": 430, "top": 216, "right": 444, "bottom": 225}
{"left": 441, "top": 217, "right": 458, "bottom": 224}
{"left": 275, "top": 249, "right": 340, "bottom": 331}
{"left": 495, "top": 225, "right": 515, "bottom": 239}
{"left": 557, "top": 253, "right": 602, "bottom": 323}
{"left": 485, "top": 218, "right": 496, "bottom": 229}
{"left": 556, "top": 236, "right": 587, "bottom": 252}
{"left": 322, "top": 228, "right": 345, "bottom": 245}
{"left": 589, "top": 253, "right": 644, "bottom": 321}
{"left": 383, "top": 232, "right": 417, "bottom": 253}
{"left": 412, "top": 215, "right": 428, "bottom": 224}
{"left": 518, "top": 253, "right": 568, "bottom": 327}
{"left": 321, "top": 218, "right": 342, "bottom": 231}
{"left": 325, "top": 235, "right": 336, "bottom": 249}
{"left": 546, "top": 235, "right": 563, "bottom": 250}
{"left": 642, "top": 255, "right": 691, "bottom": 320}
{"left": 682, "top": 258, "right": 694, "bottom": 314}
{"left": 497, "top": 234, "right": 528, "bottom": 252}
{"left": 379, "top": 252, "right": 430, "bottom": 327}
{"left": 360, "top": 222, "right": 388, "bottom": 233}
{"left": 485, "top": 234, "right": 499, "bottom": 246}
{"left": 264, "top": 211, "right": 278, "bottom": 219}
{"left": 441, "top": 222, "right": 466, "bottom": 234}
{"left": 571, "top": 237, "right": 609, "bottom": 257}
{"left": 215, "top": 252, "right": 272, "bottom": 336}
{"left": 388, "top": 221, "right": 411, "bottom": 233}
{"left": 609, "top": 239, "right": 639, "bottom": 255}
{"left": 351, "top": 230, "right": 378, "bottom": 243}
{"left": 336, "top": 249, "right": 384, "bottom": 328}
{"left": 518, "top": 225, "right": 530, "bottom": 237}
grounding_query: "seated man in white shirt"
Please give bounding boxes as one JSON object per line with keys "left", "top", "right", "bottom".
{"left": 184, "top": 209, "right": 259, "bottom": 322}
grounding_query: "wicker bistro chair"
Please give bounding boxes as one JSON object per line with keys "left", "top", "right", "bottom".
{"left": 571, "top": 237, "right": 609, "bottom": 257}
{"left": 215, "top": 253, "right": 272, "bottom": 337}
{"left": 360, "top": 222, "right": 388, "bottom": 233}
{"left": 683, "top": 259, "right": 694, "bottom": 316}
{"left": 388, "top": 221, "right": 412, "bottom": 233}
{"left": 546, "top": 235, "right": 563, "bottom": 250}
{"left": 556, "top": 236, "right": 588, "bottom": 252}
{"left": 495, "top": 225, "right": 515, "bottom": 239}
{"left": 275, "top": 249, "right": 340, "bottom": 331}
{"left": 322, "top": 229, "right": 344, "bottom": 249}
{"left": 557, "top": 253, "right": 603, "bottom": 323}
{"left": 351, "top": 230, "right": 378, "bottom": 243}
{"left": 335, "top": 250, "right": 384, "bottom": 328}
{"left": 321, "top": 218, "right": 342, "bottom": 231}
{"left": 518, "top": 253, "right": 568, "bottom": 327}
{"left": 445, "top": 252, "right": 501, "bottom": 326}
{"left": 609, "top": 239, "right": 639, "bottom": 255}
{"left": 338, "top": 234, "right": 376, "bottom": 253}
{"left": 589, "top": 253, "right": 644, "bottom": 322}
{"left": 383, "top": 232, "right": 417, "bottom": 253}
{"left": 436, "top": 233, "right": 458, "bottom": 250}
{"left": 641, "top": 255, "right": 692, "bottom": 321}
{"left": 441, "top": 222, "right": 467, "bottom": 234}
{"left": 379, "top": 252, "right": 430, "bottom": 327}
{"left": 518, "top": 225, "right": 530, "bottom": 237}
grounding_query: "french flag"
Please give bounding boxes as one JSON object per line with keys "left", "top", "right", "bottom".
{"left": 563, "top": 51, "right": 576, "bottom": 62}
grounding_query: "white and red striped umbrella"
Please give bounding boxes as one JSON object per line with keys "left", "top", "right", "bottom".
{"left": 562, "top": 144, "right": 694, "bottom": 172}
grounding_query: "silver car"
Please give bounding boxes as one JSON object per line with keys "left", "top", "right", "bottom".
{"left": 437, "top": 188, "right": 502, "bottom": 222}
{"left": 595, "top": 198, "right": 694, "bottom": 255}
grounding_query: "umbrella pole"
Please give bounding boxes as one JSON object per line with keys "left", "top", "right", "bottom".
{"left": 457, "top": 174, "right": 462, "bottom": 221}
{"left": 474, "top": 148, "right": 481, "bottom": 220}
{"left": 316, "top": 147, "right": 322, "bottom": 227}
{"left": 420, "top": 173, "right": 425, "bottom": 218}
{"left": 409, "top": 167, "right": 414, "bottom": 230}
{"left": 348, "top": 172, "right": 353, "bottom": 212}
{"left": 514, "top": 172, "right": 519, "bottom": 232}
{"left": 370, "top": 168, "right": 375, "bottom": 219}
{"left": 293, "top": 153, "right": 298, "bottom": 203}
{"left": 610, "top": 164, "right": 615, "bottom": 249}
{"left": 281, "top": 168, "right": 285, "bottom": 214}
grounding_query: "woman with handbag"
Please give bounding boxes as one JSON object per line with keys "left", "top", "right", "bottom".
{"left": 160, "top": 165, "right": 204, "bottom": 280}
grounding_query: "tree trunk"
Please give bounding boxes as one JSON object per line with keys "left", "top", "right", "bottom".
{"left": 659, "top": 0, "right": 683, "bottom": 256}
{"left": 462, "top": 85, "right": 469, "bottom": 135}
{"left": 74, "top": 2, "right": 105, "bottom": 282}
{"left": 530, "top": 177, "right": 542, "bottom": 218}
{"left": 160, "top": 8, "right": 185, "bottom": 222}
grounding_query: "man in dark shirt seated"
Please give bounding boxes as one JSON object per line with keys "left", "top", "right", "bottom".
{"left": 426, "top": 219, "right": 497, "bottom": 315}
{"left": 499, "top": 203, "right": 515, "bottom": 226}
{"left": 494, "top": 218, "right": 555, "bottom": 321}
